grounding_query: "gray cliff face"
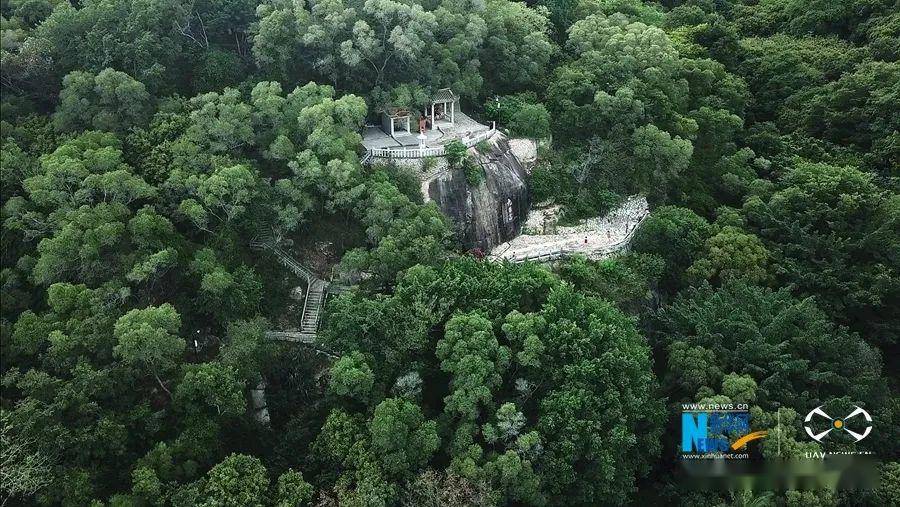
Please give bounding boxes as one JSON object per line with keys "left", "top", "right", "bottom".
{"left": 427, "top": 135, "right": 530, "bottom": 251}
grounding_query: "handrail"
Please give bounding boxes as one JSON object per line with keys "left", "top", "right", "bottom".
{"left": 365, "top": 125, "right": 497, "bottom": 160}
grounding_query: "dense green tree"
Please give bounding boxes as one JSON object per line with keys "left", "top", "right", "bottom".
{"left": 274, "top": 469, "right": 314, "bottom": 507}
{"left": 329, "top": 352, "right": 375, "bottom": 402}
{"left": 437, "top": 312, "right": 510, "bottom": 420}
{"left": 577, "top": 124, "right": 693, "bottom": 202}
{"left": 342, "top": 179, "right": 451, "bottom": 286}
{"left": 733, "top": 0, "right": 895, "bottom": 39}
{"left": 686, "top": 226, "right": 771, "bottom": 286}
{"left": 779, "top": 61, "right": 900, "bottom": 172}
{"left": 656, "top": 280, "right": 885, "bottom": 411}
{"left": 53, "top": 68, "right": 152, "bottom": 134}
{"left": 33, "top": 0, "right": 189, "bottom": 93}
{"left": 743, "top": 161, "right": 899, "bottom": 345}
{"left": 2, "top": 0, "right": 899, "bottom": 503}
{"left": 632, "top": 205, "right": 713, "bottom": 292}
{"left": 557, "top": 252, "right": 664, "bottom": 311}
{"left": 113, "top": 303, "right": 185, "bottom": 396}
{"left": 737, "top": 35, "right": 865, "bottom": 123}
{"left": 175, "top": 362, "right": 246, "bottom": 418}
{"left": 481, "top": 0, "right": 554, "bottom": 95}
{"left": 369, "top": 398, "right": 439, "bottom": 477}
{"left": 199, "top": 453, "right": 270, "bottom": 506}
{"left": 505, "top": 103, "right": 551, "bottom": 140}
{"left": 320, "top": 260, "right": 663, "bottom": 505}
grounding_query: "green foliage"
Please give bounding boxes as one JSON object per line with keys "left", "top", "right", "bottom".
{"left": 199, "top": 454, "right": 269, "bottom": 507}
{"left": 737, "top": 35, "right": 865, "bottom": 123}
{"left": 779, "top": 61, "right": 900, "bottom": 172}
{"left": 113, "top": 304, "right": 184, "bottom": 376}
{"left": 578, "top": 124, "right": 693, "bottom": 203}
{"left": 274, "top": 469, "right": 313, "bottom": 507}
{"left": 507, "top": 103, "right": 551, "bottom": 139}
{"left": 368, "top": 398, "right": 439, "bottom": 477}
{"left": 329, "top": 352, "right": 375, "bottom": 402}
{"left": 53, "top": 68, "right": 152, "bottom": 134}
{"left": 464, "top": 163, "right": 485, "bottom": 187}
{"left": 487, "top": 92, "right": 551, "bottom": 139}
{"left": 320, "top": 259, "right": 664, "bottom": 505}
{"left": 342, "top": 179, "right": 451, "bottom": 287}
{"left": 2, "top": 0, "right": 899, "bottom": 503}
{"left": 557, "top": 253, "right": 664, "bottom": 311}
{"left": 656, "top": 280, "right": 886, "bottom": 411}
{"left": 444, "top": 140, "right": 469, "bottom": 170}
{"left": 632, "top": 206, "right": 713, "bottom": 291}
{"left": 743, "top": 162, "right": 899, "bottom": 345}
{"left": 251, "top": 0, "right": 553, "bottom": 98}
{"left": 686, "top": 226, "right": 771, "bottom": 286}
{"left": 440, "top": 138, "right": 484, "bottom": 186}
{"left": 437, "top": 312, "right": 511, "bottom": 420}
{"left": 175, "top": 362, "right": 246, "bottom": 419}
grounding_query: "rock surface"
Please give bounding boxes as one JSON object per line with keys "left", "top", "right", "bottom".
{"left": 508, "top": 138, "right": 538, "bottom": 172}
{"left": 426, "top": 134, "right": 530, "bottom": 251}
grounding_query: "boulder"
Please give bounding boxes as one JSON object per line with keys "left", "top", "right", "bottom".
{"left": 426, "top": 135, "right": 530, "bottom": 251}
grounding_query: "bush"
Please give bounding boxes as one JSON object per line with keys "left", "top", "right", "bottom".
{"left": 528, "top": 164, "right": 557, "bottom": 203}
{"left": 507, "top": 103, "right": 551, "bottom": 139}
{"left": 444, "top": 140, "right": 468, "bottom": 169}
{"left": 465, "top": 162, "right": 484, "bottom": 186}
{"left": 422, "top": 156, "right": 438, "bottom": 172}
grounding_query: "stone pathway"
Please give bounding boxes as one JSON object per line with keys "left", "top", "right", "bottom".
{"left": 490, "top": 195, "right": 649, "bottom": 262}
{"left": 249, "top": 238, "right": 333, "bottom": 347}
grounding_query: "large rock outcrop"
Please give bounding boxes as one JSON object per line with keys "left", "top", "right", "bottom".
{"left": 426, "top": 135, "right": 530, "bottom": 251}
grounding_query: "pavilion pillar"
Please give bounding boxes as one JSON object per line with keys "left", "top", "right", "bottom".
{"left": 431, "top": 103, "right": 435, "bottom": 127}
{"left": 451, "top": 101, "right": 455, "bottom": 125}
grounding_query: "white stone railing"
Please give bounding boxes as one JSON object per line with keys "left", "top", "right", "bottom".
{"left": 370, "top": 145, "right": 446, "bottom": 159}
{"left": 366, "top": 123, "right": 497, "bottom": 161}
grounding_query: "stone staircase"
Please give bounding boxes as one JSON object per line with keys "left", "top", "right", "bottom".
{"left": 300, "top": 279, "right": 325, "bottom": 335}
{"left": 251, "top": 235, "right": 328, "bottom": 344}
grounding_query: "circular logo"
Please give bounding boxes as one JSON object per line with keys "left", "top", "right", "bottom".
{"left": 804, "top": 405, "right": 872, "bottom": 443}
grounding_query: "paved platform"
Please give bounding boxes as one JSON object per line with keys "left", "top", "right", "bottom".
{"left": 490, "top": 196, "right": 650, "bottom": 262}
{"left": 361, "top": 112, "right": 491, "bottom": 151}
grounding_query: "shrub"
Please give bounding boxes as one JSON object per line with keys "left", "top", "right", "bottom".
{"left": 444, "top": 140, "right": 468, "bottom": 169}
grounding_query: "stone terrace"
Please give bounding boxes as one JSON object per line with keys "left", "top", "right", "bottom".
{"left": 362, "top": 111, "right": 491, "bottom": 151}
{"left": 490, "top": 195, "right": 650, "bottom": 262}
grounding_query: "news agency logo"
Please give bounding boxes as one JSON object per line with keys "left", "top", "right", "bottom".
{"left": 680, "top": 404, "right": 766, "bottom": 458}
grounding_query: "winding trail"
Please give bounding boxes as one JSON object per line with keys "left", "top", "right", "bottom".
{"left": 255, "top": 196, "right": 649, "bottom": 347}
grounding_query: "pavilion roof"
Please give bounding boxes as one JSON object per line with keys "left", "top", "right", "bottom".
{"left": 431, "top": 88, "right": 457, "bottom": 103}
